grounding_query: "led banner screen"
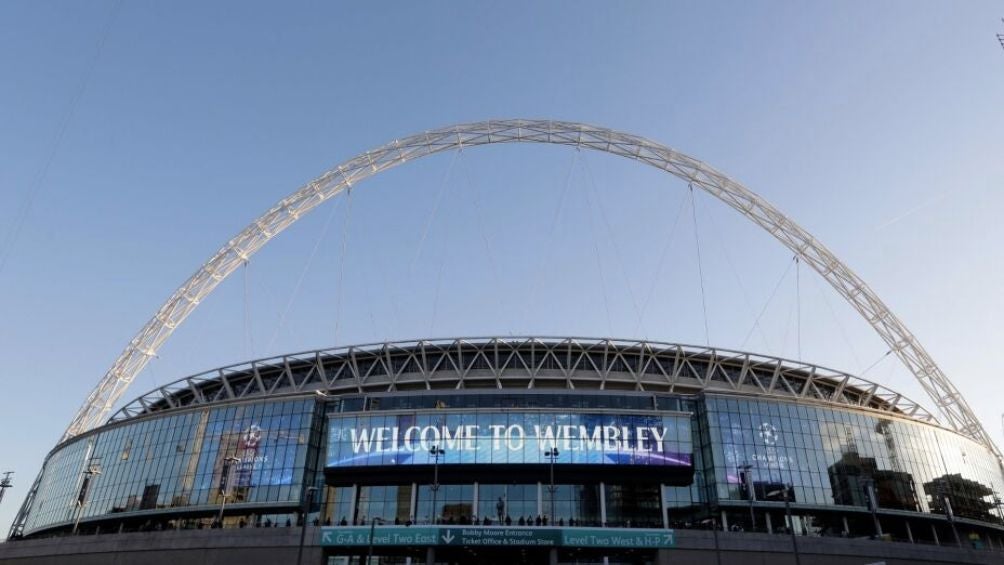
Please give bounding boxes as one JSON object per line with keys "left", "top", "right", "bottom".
{"left": 326, "top": 412, "right": 692, "bottom": 468}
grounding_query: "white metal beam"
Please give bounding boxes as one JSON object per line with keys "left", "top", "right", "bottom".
{"left": 61, "top": 120, "right": 999, "bottom": 459}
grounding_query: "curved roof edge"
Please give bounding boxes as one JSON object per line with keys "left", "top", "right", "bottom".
{"left": 106, "top": 337, "right": 938, "bottom": 426}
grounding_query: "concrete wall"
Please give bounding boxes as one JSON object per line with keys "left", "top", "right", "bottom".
{"left": 663, "top": 530, "right": 1004, "bottom": 565}
{"left": 0, "top": 528, "right": 321, "bottom": 565}
{"left": 1, "top": 528, "right": 1002, "bottom": 565}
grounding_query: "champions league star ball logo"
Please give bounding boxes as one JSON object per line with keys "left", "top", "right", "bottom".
{"left": 243, "top": 425, "right": 263, "bottom": 449}
{"left": 758, "top": 422, "right": 778, "bottom": 446}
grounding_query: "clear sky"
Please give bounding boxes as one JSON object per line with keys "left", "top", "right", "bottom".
{"left": 1, "top": 1, "right": 1003, "bottom": 536}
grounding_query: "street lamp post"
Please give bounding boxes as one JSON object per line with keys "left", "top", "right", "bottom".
{"left": 991, "top": 490, "right": 1004, "bottom": 525}
{"left": 429, "top": 445, "right": 445, "bottom": 524}
{"left": 943, "top": 494, "right": 962, "bottom": 548}
{"left": 768, "top": 485, "right": 802, "bottom": 565}
{"left": 863, "top": 479, "right": 882, "bottom": 539}
{"left": 73, "top": 461, "right": 102, "bottom": 535}
{"left": 695, "top": 471, "right": 722, "bottom": 565}
{"left": 544, "top": 448, "right": 559, "bottom": 523}
{"left": 366, "top": 517, "right": 385, "bottom": 564}
{"left": 738, "top": 463, "right": 755, "bottom": 531}
{"left": 295, "top": 486, "right": 319, "bottom": 565}
{"left": 216, "top": 456, "right": 241, "bottom": 527}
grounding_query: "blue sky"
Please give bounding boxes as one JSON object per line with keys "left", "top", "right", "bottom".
{"left": 1, "top": 1, "right": 1003, "bottom": 534}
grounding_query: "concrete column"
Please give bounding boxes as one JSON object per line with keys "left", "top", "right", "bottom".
{"left": 549, "top": 547, "right": 558, "bottom": 565}
{"left": 349, "top": 484, "right": 359, "bottom": 524}
{"left": 472, "top": 482, "right": 479, "bottom": 520}
{"left": 765, "top": 511, "right": 773, "bottom": 534}
{"left": 905, "top": 520, "right": 914, "bottom": 543}
{"left": 931, "top": 523, "right": 940, "bottom": 546}
{"left": 720, "top": 510, "right": 728, "bottom": 531}
{"left": 537, "top": 482, "right": 543, "bottom": 519}
{"left": 426, "top": 547, "right": 435, "bottom": 565}
{"left": 841, "top": 516, "right": 849, "bottom": 536}
{"left": 599, "top": 482, "right": 607, "bottom": 526}
{"left": 660, "top": 484, "right": 668, "bottom": 529}
{"left": 410, "top": 483, "right": 418, "bottom": 523}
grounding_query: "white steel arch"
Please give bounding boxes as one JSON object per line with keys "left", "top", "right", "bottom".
{"left": 61, "top": 119, "right": 999, "bottom": 457}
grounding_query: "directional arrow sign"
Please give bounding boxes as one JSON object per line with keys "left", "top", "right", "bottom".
{"left": 561, "top": 528, "right": 675, "bottom": 548}
{"left": 441, "top": 530, "right": 455, "bottom": 544}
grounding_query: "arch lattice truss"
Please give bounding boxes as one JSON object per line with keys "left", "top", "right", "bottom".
{"left": 63, "top": 119, "right": 998, "bottom": 457}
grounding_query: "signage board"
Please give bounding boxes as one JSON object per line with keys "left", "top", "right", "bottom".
{"left": 327, "top": 412, "right": 692, "bottom": 468}
{"left": 320, "top": 526, "right": 675, "bottom": 549}
{"left": 561, "top": 527, "right": 675, "bottom": 548}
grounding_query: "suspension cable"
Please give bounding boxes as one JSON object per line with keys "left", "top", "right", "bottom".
{"left": 524, "top": 148, "right": 579, "bottom": 329}
{"left": 581, "top": 154, "right": 646, "bottom": 336}
{"left": 808, "top": 264, "right": 863, "bottom": 371}
{"left": 634, "top": 185, "right": 689, "bottom": 338}
{"left": 0, "top": 0, "right": 123, "bottom": 278}
{"left": 860, "top": 349, "right": 893, "bottom": 377}
{"left": 701, "top": 194, "right": 772, "bottom": 352}
{"left": 689, "top": 184, "right": 711, "bottom": 346}
{"left": 426, "top": 152, "right": 463, "bottom": 338}
{"left": 428, "top": 258, "right": 447, "bottom": 337}
{"left": 740, "top": 256, "right": 797, "bottom": 350}
{"left": 332, "top": 188, "right": 354, "bottom": 346}
{"left": 777, "top": 282, "right": 799, "bottom": 360}
{"left": 458, "top": 149, "right": 506, "bottom": 331}
{"left": 242, "top": 261, "right": 253, "bottom": 359}
{"left": 410, "top": 150, "right": 460, "bottom": 274}
{"left": 266, "top": 196, "right": 343, "bottom": 352}
{"left": 581, "top": 161, "right": 615, "bottom": 336}
{"left": 796, "top": 256, "right": 802, "bottom": 360}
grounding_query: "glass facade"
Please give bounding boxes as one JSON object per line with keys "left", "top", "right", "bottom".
{"left": 703, "top": 394, "right": 1004, "bottom": 526}
{"left": 18, "top": 388, "right": 1004, "bottom": 548}
{"left": 23, "top": 398, "right": 318, "bottom": 534}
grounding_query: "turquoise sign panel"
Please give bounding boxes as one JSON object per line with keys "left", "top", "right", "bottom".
{"left": 321, "top": 526, "right": 439, "bottom": 546}
{"left": 320, "top": 526, "right": 674, "bottom": 549}
{"left": 562, "top": 527, "right": 675, "bottom": 548}
{"left": 441, "top": 527, "right": 561, "bottom": 547}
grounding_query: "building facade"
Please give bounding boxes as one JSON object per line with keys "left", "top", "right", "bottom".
{"left": 8, "top": 338, "right": 1004, "bottom": 563}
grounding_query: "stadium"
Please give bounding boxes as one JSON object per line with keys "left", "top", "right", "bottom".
{"left": 3, "top": 121, "right": 1003, "bottom": 565}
